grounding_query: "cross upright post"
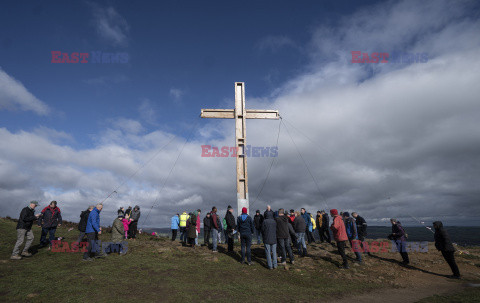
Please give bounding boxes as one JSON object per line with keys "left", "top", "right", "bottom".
{"left": 201, "top": 82, "right": 279, "bottom": 215}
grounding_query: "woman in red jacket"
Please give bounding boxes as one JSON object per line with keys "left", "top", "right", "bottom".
{"left": 330, "top": 209, "right": 349, "bottom": 269}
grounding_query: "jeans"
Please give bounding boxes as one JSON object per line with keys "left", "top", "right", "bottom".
{"left": 12, "top": 229, "right": 34, "bottom": 256}
{"left": 296, "top": 232, "right": 307, "bottom": 255}
{"left": 240, "top": 234, "right": 252, "bottom": 263}
{"left": 171, "top": 229, "right": 177, "bottom": 241}
{"left": 265, "top": 243, "right": 277, "bottom": 269}
{"left": 212, "top": 229, "right": 219, "bottom": 251}
{"left": 40, "top": 227, "right": 57, "bottom": 246}
{"left": 394, "top": 240, "right": 409, "bottom": 263}
{"left": 83, "top": 232, "right": 98, "bottom": 259}
{"left": 255, "top": 228, "right": 262, "bottom": 244}
{"left": 180, "top": 227, "right": 187, "bottom": 242}
{"left": 337, "top": 240, "right": 348, "bottom": 266}
{"left": 442, "top": 251, "right": 460, "bottom": 277}
{"left": 277, "top": 238, "right": 294, "bottom": 263}
{"left": 77, "top": 231, "right": 86, "bottom": 243}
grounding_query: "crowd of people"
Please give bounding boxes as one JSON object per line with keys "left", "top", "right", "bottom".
{"left": 10, "top": 200, "right": 461, "bottom": 278}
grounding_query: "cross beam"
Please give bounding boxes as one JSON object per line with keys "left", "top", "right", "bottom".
{"left": 201, "top": 82, "right": 279, "bottom": 216}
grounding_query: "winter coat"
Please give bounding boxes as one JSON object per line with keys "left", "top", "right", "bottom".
{"left": 38, "top": 206, "right": 62, "bottom": 228}
{"left": 237, "top": 214, "right": 254, "bottom": 236}
{"left": 171, "top": 215, "right": 179, "bottom": 230}
{"left": 316, "top": 214, "right": 323, "bottom": 230}
{"left": 85, "top": 208, "right": 101, "bottom": 233}
{"left": 179, "top": 212, "right": 188, "bottom": 227}
{"left": 131, "top": 206, "right": 141, "bottom": 221}
{"left": 78, "top": 209, "right": 91, "bottom": 232}
{"left": 322, "top": 213, "right": 330, "bottom": 229}
{"left": 210, "top": 212, "right": 220, "bottom": 231}
{"left": 125, "top": 207, "right": 132, "bottom": 216}
{"left": 355, "top": 215, "right": 367, "bottom": 237}
{"left": 433, "top": 221, "right": 455, "bottom": 252}
{"left": 301, "top": 212, "right": 311, "bottom": 228}
{"left": 122, "top": 218, "right": 132, "bottom": 231}
{"left": 344, "top": 217, "right": 358, "bottom": 240}
{"left": 187, "top": 216, "right": 197, "bottom": 239}
{"left": 264, "top": 209, "right": 274, "bottom": 220}
{"left": 390, "top": 223, "right": 407, "bottom": 241}
{"left": 275, "top": 216, "right": 290, "bottom": 239}
{"left": 294, "top": 216, "right": 307, "bottom": 233}
{"left": 288, "top": 214, "right": 295, "bottom": 224}
{"left": 225, "top": 211, "right": 236, "bottom": 232}
{"left": 254, "top": 214, "right": 264, "bottom": 230}
{"left": 196, "top": 214, "right": 201, "bottom": 233}
{"left": 203, "top": 216, "right": 212, "bottom": 231}
{"left": 262, "top": 213, "right": 277, "bottom": 245}
{"left": 111, "top": 218, "right": 124, "bottom": 242}
{"left": 16, "top": 206, "right": 37, "bottom": 230}
{"left": 330, "top": 215, "right": 348, "bottom": 242}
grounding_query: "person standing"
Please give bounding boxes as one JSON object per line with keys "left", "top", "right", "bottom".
{"left": 195, "top": 209, "right": 201, "bottom": 246}
{"left": 237, "top": 207, "right": 254, "bottom": 265}
{"left": 330, "top": 209, "right": 349, "bottom": 269}
{"left": 129, "top": 205, "right": 141, "bottom": 239}
{"left": 170, "top": 213, "right": 180, "bottom": 241}
{"left": 262, "top": 211, "right": 277, "bottom": 269}
{"left": 38, "top": 201, "right": 62, "bottom": 248}
{"left": 264, "top": 205, "right": 274, "bottom": 220}
{"left": 125, "top": 206, "right": 132, "bottom": 216}
{"left": 110, "top": 213, "right": 126, "bottom": 255}
{"left": 83, "top": 204, "right": 104, "bottom": 261}
{"left": 321, "top": 210, "right": 332, "bottom": 243}
{"left": 77, "top": 205, "right": 94, "bottom": 243}
{"left": 389, "top": 218, "right": 409, "bottom": 265}
{"left": 225, "top": 205, "right": 237, "bottom": 253}
{"left": 187, "top": 211, "right": 198, "bottom": 248}
{"left": 253, "top": 210, "right": 264, "bottom": 245}
{"left": 11, "top": 201, "right": 41, "bottom": 259}
{"left": 433, "top": 221, "right": 460, "bottom": 279}
{"left": 294, "top": 211, "right": 307, "bottom": 257}
{"left": 275, "top": 209, "right": 295, "bottom": 265}
{"left": 352, "top": 212, "right": 368, "bottom": 254}
{"left": 117, "top": 207, "right": 125, "bottom": 217}
{"left": 210, "top": 207, "right": 221, "bottom": 252}
{"left": 343, "top": 212, "right": 362, "bottom": 263}
{"left": 316, "top": 210, "right": 323, "bottom": 242}
{"left": 301, "top": 208, "right": 314, "bottom": 244}
{"left": 179, "top": 211, "right": 188, "bottom": 243}
{"left": 203, "top": 212, "right": 212, "bottom": 247}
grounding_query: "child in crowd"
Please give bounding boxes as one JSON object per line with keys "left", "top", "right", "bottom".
{"left": 122, "top": 214, "right": 133, "bottom": 239}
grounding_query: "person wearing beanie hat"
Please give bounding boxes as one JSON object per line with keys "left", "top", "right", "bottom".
{"left": 237, "top": 207, "right": 254, "bottom": 265}
{"left": 11, "top": 201, "right": 41, "bottom": 259}
{"left": 253, "top": 209, "right": 264, "bottom": 245}
{"left": 225, "top": 206, "right": 237, "bottom": 252}
{"left": 330, "top": 209, "right": 349, "bottom": 269}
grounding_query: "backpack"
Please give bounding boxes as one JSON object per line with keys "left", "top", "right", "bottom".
{"left": 222, "top": 218, "right": 227, "bottom": 230}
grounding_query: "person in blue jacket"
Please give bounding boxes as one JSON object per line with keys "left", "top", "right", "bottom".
{"left": 237, "top": 207, "right": 254, "bottom": 265}
{"left": 83, "top": 204, "right": 104, "bottom": 261}
{"left": 343, "top": 212, "right": 362, "bottom": 263}
{"left": 171, "top": 214, "right": 180, "bottom": 241}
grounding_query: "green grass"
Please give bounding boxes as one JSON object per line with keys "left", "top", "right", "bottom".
{"left": 417, "top": 287, "right": 480, "bottom": 303}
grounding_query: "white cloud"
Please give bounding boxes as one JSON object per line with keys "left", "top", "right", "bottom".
{"left": 138, "top": 99, "right": 157, "bottom": 125}
{"left": 0, "top": 68, "right": 50, "bottom": 115}
{"left": 169, "top": 88, "right": 184, "bottom": 101}
{"left": 90, "top": 4, "right": 129, "bottom": 46}
{"left": 256, "top": 35, "right": 299, "bottom": 52}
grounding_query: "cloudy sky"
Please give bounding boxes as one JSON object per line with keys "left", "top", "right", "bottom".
{"left": 1, "top": 0, "right": 479, "bottom": 227}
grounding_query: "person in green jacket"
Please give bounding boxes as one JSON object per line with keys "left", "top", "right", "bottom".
{"left": 110, "top": 214, "right": 126, "bottom": 255}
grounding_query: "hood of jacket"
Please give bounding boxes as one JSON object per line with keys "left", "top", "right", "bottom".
{"left": 433, "top": 221, "right": 443, "bottom": 230}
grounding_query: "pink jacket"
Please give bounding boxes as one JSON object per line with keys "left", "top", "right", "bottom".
{"left": 122, "top": 218, "right": 132, "bottom": 231}
{"left": 196, "top": 214, "right": 201, "bottom": 233}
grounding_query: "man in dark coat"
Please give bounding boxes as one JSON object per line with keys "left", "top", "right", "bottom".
{"left": 203, "top": 212, "right": 212, "bottom": 246}
{"left": 210, "top": 207, "right": 221, "bottom": 252}
{"left": 275, "top": 209, "right": 295, "bottom": 265}
{"left": 294, "top": 211, "right": 307, "bottom": 257}
{"left": 11, "top": 201, "right": 41, "bottom": 259}
{"left": 263, "top": 205, "right": 274, "bottom": 220}
{"left": 321, "top": 210, "right": 332, "bottom": 243}
{"left": 77, "top": 205, "right": 94, "bottom": 243}
{"left": 129, "top": 205, "right": 141, "bottom": 239}
{"left": 352, "top": 212, "right": 368, "bottom": 254}
{"left": 237, "top": 207, "right": 254, "bottom": 265}
{"left": 433, "top": 221, "right": 460, "bottom": 278}
{"left": 262, "top": 211, "right": 277, "bottom": 269}
{"left": 389, "top": 218, "right": 409, "bottom": 265}
{"left": 38, "top": 201, "right": 62, "bottom": 247}
{"left": 253, "top": 210, "right": 264, "bottom": 245}
{"left": 225, "top": 205, "right": 237, "bottom": 252}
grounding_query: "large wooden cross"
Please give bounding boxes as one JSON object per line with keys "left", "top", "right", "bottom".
{"left": 201, "top": 82, "right": 279, "bottom": 215}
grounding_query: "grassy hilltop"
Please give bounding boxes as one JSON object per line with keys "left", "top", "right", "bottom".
{"left": 0, "top": 217, "right": 479, "bottom": 303}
